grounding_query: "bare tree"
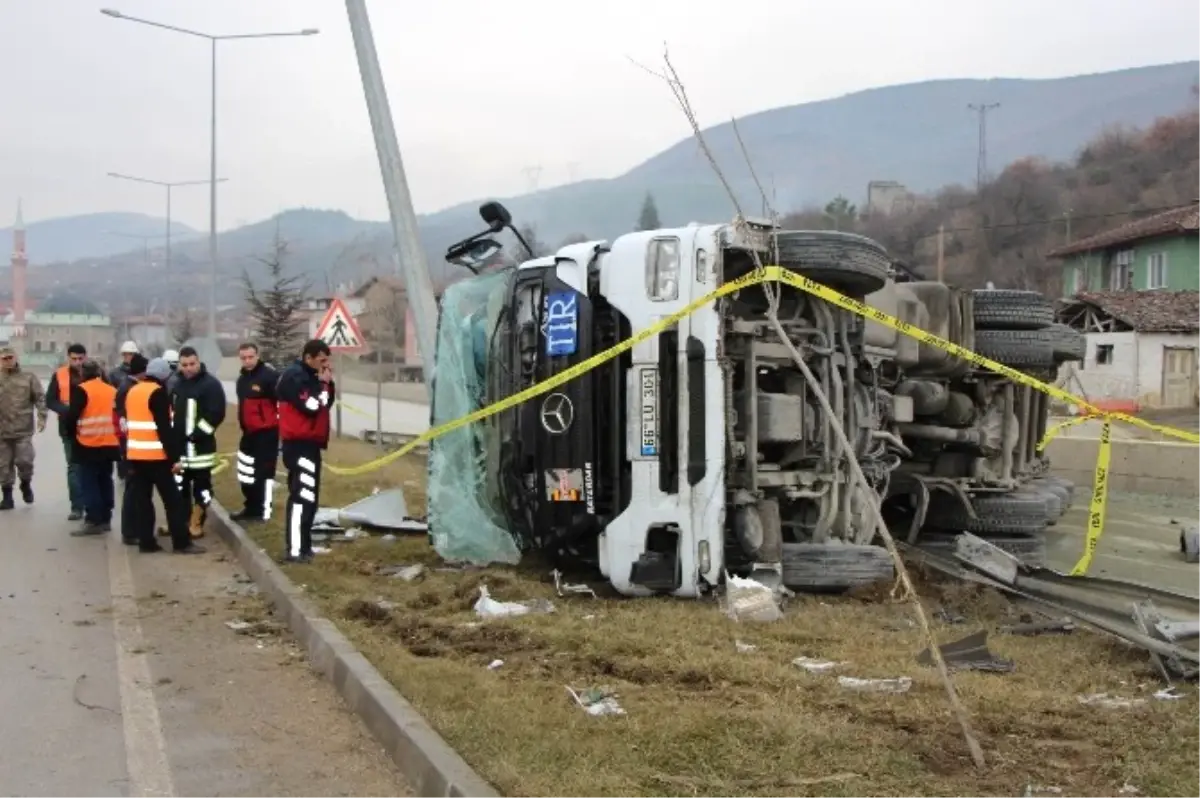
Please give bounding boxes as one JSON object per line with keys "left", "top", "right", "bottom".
{"left": 172, "top": 310, "right": 195, "bottom": 346}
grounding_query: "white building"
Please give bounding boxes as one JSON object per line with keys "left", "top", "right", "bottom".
{"left": 1057, "top": 290, "right": 1199, "bottom": 412}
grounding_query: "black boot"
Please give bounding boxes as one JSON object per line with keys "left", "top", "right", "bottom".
{"left": 19, "top": 480, "right": 33, "bottom": 504}
{"left": 0, "top": 486, "right": 12, "bottom": 511}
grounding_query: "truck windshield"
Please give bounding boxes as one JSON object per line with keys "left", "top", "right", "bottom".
{"left": 426, "top": 268, "right": 523, "bottom": 566}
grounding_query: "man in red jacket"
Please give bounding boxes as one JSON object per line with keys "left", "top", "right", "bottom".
{"left": 230, "top": 342, "right": 280, "bottom": 523}
{"left": 276, "top": 339, "right": 334, "bottom": 563}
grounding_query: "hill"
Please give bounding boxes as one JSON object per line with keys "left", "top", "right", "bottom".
{"left": 0, "top": 211, "right": 199, "bottom": 262}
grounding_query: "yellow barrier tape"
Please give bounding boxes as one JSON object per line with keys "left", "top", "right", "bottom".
{"left": 335, "top": 399, "right": 375, "bottom": 418}
{"left": 1069, "top": 419, "right": 1111, "bottom": 576}
{"left": 217, "top": 266, "right": 1192, "bottom": 573}
{"left": 1036, "top": 414, "right": 1094, "bottom": 453}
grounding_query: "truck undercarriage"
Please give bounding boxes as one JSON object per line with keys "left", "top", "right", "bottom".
{"left": 427, "top": 205, "right": 1083, "bottom": 597}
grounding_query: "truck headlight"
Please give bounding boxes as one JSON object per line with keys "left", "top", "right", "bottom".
{"left": 646, "top": 237, "right": 680, "bottom": 301}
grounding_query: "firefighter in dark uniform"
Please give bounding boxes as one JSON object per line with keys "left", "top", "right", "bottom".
{"left": 169, "top": 346, "right": 227, "bottom": 538}
{"left": 230, "top": 342, "right": 280, "bottom": 523}
{"left": 276, "top": 339, "right": 334, "bottom": 563}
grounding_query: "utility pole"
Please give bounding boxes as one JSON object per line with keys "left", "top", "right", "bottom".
{"left": 937, "top": 224, "right": 946, "bottom": 284}
{"left": 345, "top": 0, "right": 438, "bottom": 391}
{"left": 521, "top": 165, "right": 543, "bottom": 193}
{"left": 967, "top": 102, "right": 1000, "bottom": 191}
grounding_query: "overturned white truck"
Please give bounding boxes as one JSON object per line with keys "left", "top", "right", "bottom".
{"left": 427, "top": 203, "right": 1083, "bottom": 596}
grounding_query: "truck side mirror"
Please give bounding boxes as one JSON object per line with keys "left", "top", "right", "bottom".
{"left": 480, "top": 201, "right": 512, "bottom": 232}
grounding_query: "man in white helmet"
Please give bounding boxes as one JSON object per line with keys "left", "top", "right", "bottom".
{"left": 108, "top": 341, "right": 140, "bottom": 388}
{"left": 162, "top": 349, "right": 182, "bottom": 394}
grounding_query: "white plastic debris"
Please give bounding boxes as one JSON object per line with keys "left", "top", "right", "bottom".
{"left": 735, "top": 640, "right": 758, "bottom": 653}
{"left": 567, "top": 686, "right": 625, "bottom": 716}
{"left": 473, "top": 585, "right": 555, "bottom": 619}
{"left": 1118, "top": 784, "right": 1141, "bottom": 795}
{"left": 378, "top": 564, "right": 425, "bottom": 581}
{"left": 724, "top": 574, "right": 783, "bottom": 622}
{"left": 837, "top": 676, "right": 912, "bottom": 694}
{"left": 1023, "top": 785, "right": 1064, "bottom": 797}
{"left": 312, "top": 546, "right": 331, "bottom": 554}
{"left": 1153, "top": 686, "right": 1185, "bottom": 701}
{"left": 551, "top": 569, "right": 597, "bottom": 599}
{"left": 487, "top": 659, "right": 504, "bottom": 670}
{"left": 1076, "top": 693, "right": 1147, "bottom": 709}
{"left": 793, "top": 656, "right": 844, "bottom": 673}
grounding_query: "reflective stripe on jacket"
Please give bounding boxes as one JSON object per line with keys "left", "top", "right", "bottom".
{"left": 76, "top": 379, "right": 119, "bottom": 448}
{"left": 125, "top": 381, "right": 166, "bottom": 461}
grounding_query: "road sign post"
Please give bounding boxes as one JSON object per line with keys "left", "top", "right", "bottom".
{"left": 315, "top": 297, "right": 366, "bottom": 440}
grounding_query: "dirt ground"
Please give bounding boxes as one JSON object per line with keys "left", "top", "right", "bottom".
{"left": 211, "top": 426, "right": 1199, "bottom": 798}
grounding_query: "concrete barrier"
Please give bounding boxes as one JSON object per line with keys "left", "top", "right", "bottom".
{"left": 1047, "top": 436, "right": 1200, "bottom": 498}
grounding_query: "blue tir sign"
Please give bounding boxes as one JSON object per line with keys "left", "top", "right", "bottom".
{"left": 544, "top": 291, "right": 578, "bottom": 357}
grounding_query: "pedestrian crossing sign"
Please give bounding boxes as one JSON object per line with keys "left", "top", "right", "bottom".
{"left": 315, "top": 298, "right": 365, "bottom": 353}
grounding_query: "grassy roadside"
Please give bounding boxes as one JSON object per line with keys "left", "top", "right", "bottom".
{"left": 211, "top": 422, "right": 1199, "bottom": 797}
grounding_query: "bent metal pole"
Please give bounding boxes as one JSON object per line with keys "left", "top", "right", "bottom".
{"left": 344, "top": 0, "right": 438, "bottom": 392}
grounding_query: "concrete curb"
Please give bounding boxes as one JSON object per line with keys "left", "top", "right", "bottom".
{"left": 208, "top": 502, "right": 498, "bottom": 798}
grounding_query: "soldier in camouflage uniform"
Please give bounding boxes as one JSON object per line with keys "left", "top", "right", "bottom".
{"left": 0, "top": 346, "right": 48, "bottom": 509}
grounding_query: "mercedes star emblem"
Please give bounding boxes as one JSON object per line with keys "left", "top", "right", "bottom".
{"left": 540, "top": 392, "right": 574, "bottom": 435}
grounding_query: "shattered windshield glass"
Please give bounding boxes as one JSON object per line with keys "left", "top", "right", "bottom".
{"left": 427, "top": 269, "right": 522, "bottom": 565}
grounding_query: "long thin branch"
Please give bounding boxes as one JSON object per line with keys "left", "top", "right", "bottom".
{"left": 633, "top": 44, "right": 986, "bottom": 770}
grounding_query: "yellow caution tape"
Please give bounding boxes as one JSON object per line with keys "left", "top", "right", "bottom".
{"left": 1036, "top": 414, "right": 1095, "bottom": 453}
{"left": 214, "top": 266, "right": 1195, "bottom": 571}
{"left": 334, "top": 399, "right": 375, "bottom": 418}
{"left": 1069, "top": 419, "right": 1111, "bottom": 576}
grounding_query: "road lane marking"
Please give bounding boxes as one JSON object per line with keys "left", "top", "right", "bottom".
{"left": 107, "top": 537, "right": 175, "bottom": 797}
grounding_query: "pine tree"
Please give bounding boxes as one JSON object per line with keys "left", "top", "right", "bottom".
{"left": 636, "top": 192, "right": 661, "bottom": 231}
{"left": 241, "top": 233, "right": 310, "bottom": 368}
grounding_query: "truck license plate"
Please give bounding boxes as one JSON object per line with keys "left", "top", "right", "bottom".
{"left": 640, "top": 367, "right": 658, "bottom": 457}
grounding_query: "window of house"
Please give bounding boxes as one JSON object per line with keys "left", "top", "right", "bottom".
{"left": 1096, "top": 344, "right": 1115, "bottom": 365}
{"left": 49, "top": 341, "right": 58, "bottom": 353}
{"left": 33, "top": 340, "right": 42, "bottom": 353}
{"left": 1147, "top": 252, "right": 1168, "bottom": 289}
{"left": 1110, "top": 249, "right": 1134, "bottom": 290}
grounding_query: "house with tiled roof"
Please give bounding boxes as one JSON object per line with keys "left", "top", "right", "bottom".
{"left": 1048, "top": 202, "right": 1199, "bottom": 296}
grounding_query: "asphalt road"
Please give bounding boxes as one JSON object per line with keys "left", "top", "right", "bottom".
{"left": 0, "top": 427, "right": 410, "bottom": 796}
{"left": 219, "top": 380, "right": 430, "bottom": 439}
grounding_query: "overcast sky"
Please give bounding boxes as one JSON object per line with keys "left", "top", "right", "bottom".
{"left": 2, "top": 0, "right": 1197, "bottom": 231}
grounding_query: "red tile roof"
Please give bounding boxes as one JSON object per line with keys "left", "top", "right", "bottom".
{"left": 1048, "top": 203, "right": 1199, "bottom": 258}
{"left": 1058, "top": 289, "right": 1199, "bottom": 333}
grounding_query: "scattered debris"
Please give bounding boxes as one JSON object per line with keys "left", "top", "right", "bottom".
{"left": 1119, "top": 783, "right": 1141, "bottom": 795}
{"left": 837, "top": 676, "right": 913, "bottom": 694}
{"left": 487, "top": 659, "right": 504, "bottom": 670}
{"left": 1076, "top": 693, "right": 1147, "bottom": 709}
{"left": 954, "top": 532, "right": 1024, "bottom": 584}
{"left": 793, "top": 656, "right": 843, "bottom": 673}
{"left": 935, "top": 606, "right": 966, "bottom": 625}
{"left": 377, "top": 564, "right": 426, "bottom": 582}
{"left": 1181, "top": 525, "right": 1199, "bottom": 564}
{"left": 566, "top": 686, "right": 625, "bottom": 716}
{"left": 1023, "top": 784, "right": 1063, "bottom": 797}
{"left": 225, "top": 619, "right": 284, "bottom": 637}
{"left": 734, "top": 640, "right": 757, "bottom": 653}
{"left": 724, "top": 574, "right": 783, "bottom": 622}
{"left": 1153, "top": 686, "right": 1185, "bottom": 701}
{"left": 73, "top": 674, "right": 119, "bottom": 714}
{"left": 551, "top": 569, "right": 597, "bottom": 599}
{"left": 1131, "top": 600, "right": 1198, "bottom": 682}
{"left": 311, "top": 546, "right": 331, "bottom": 554}
{"left": 473, "top": 585, "right": 555, "bottom": 619}
{"left": 917, "top": 630, "right": 1015, "bottom": 673}
{"left": 1000, "top": 617, "right": 1076, "bottom": 636}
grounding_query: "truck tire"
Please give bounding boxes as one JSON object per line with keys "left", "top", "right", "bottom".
{"left": 1048, "top": 323, "right": 1086, "bottom": 363}
{"left": 1032, "top": 485, "right": 1062, "bottom": 525}
{"left": 972, "top": 289, "right": 1054, "bottom": 330}
{"left": 918, "top": 532, "right": 1047, "bottom": 568}
{"left": 973, "top": 329, "right": 1056, "bottom": 369}
{"left": 926, "top": 491, "right": 1049, "bottom": 536}
{"left": 1031, "top": 478, "right": 1070, "bottom": 517}
{"left": 781, "top": 542, "right": 894, "bottom": 591}
{"left": 774, "top": 231, "right": 890, "bottom": 298}
{"left": 1040, "top": 475, "right": 1075, "bottom": 507}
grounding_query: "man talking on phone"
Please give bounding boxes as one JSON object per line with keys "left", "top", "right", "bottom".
{"left": 276, "top": 339, "right": 335, "bottom": 563}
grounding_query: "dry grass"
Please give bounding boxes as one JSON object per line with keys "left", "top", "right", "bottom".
{"left": 212, "top": 424, "right": 1199, "bottom": 797}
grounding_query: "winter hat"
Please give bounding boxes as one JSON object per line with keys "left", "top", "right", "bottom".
{"left": 128, "top": 354, "right": 149, "bottom": 376}
{"left": 146, "top": 357, "right": 172, "bottom": 382}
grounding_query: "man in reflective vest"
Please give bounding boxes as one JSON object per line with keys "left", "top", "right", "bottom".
{"left": 114, "top": 353, "right": 151, "bottom": 544}
{"left": 45, "top": 342, "right": 88, "bottom": 520}
{"left": 122, "top": 358, "right": 200, "bottom": 554}
{"left": 231, "top": 341, "right": 280, "bottom": 523}
{"left": 168, "top": 345, "right": 226, "bottom": 538}
{"left": 65, "top": 360, "right": 120, "bottom": 535}
{"left": 277, "top": 339, "right": 335, "bottom": 563}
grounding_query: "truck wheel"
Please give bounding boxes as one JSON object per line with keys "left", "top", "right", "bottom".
{"left": 1048, "top": 323, "right": 1086, "bottom": 363}
{"left": 926, "top": 491, "right": 1049, "bottom": 536}
{"left": 972, "top": 289, "right": 1054, "bottom": 330}
{"left": 974, "top": 329, "right": 1056, "bottom": 369}
{"left": 781, "top": 542, "right": 894, "bottom": 591}
{"left": 1031, "top": 485, "right": 1062, "bottom": 525}
{"left": 774, "top": 231, "right": 890, "bottom": 298}
{"left": 1040, "top": 475, "right": 1075, "bottom": 507}
{"left": 1031, "top": 478, "right": 1069, "bottom": 517}
{"left": 918, "top": 532, "right": 1047, "bottom": 568}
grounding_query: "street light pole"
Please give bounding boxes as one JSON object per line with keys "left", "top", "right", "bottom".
{"left": 100, "top": 8, "right": 319, "bottom": 340}
{"left": 106, "top": 171, "right": 221, "bottom": 328}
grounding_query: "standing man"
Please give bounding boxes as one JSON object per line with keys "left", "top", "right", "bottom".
{"left": 66, "top": 360, "right": 120, "bottom": 535}
{"left": 231, "top": 342, "right": 279, "bottom": 523}
{"left": 45, "top": 343, "right": 87, "bottom": 520}
{"left": 114, "top": 353, "right": 152, "bottom": 543}
{"left": 109, "top": 341, "right": 140, "bottom": 388}
{"left": 277, "top": 339, "right": 335, "bottom": 563}
{"left": 0, "top": 347, "right": 47, "bottom": 509}
{"left": 169, "top": 346, "right": 226, "bottom": 538}
{"left": 123, "top": 358, "right": 199, "bottom": 554}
